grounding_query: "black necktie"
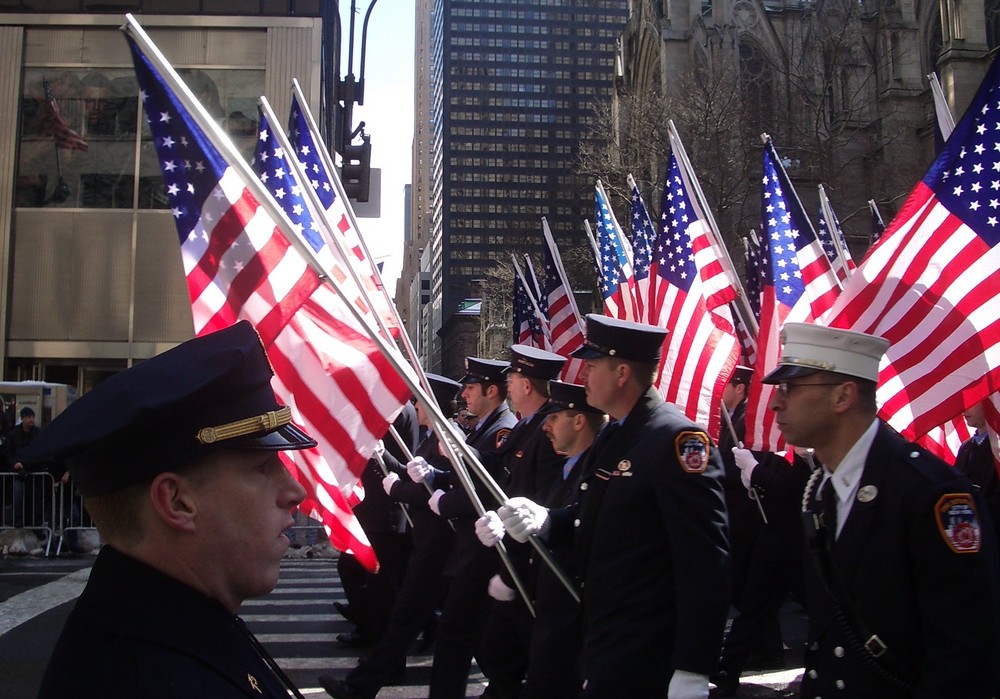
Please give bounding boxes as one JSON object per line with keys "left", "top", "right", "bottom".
{"left": 820, "top": 477, "right": 838, "bottom": 541}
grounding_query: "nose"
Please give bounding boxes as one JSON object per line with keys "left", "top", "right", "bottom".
{"left": 280, "top": 464, "right": 307, "bottom": 508}
{"left": 768, "top": 387, "right": 785, "bottom": 413}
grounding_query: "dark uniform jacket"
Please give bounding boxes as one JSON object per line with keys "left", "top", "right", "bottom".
{"left": 434, "top": 404, "right": 517, "bottom": 577}
{"left": 801, "top": 423, "right": 1000, "bottom": 698}
{"left": 746, "top": 452, "right": 812, "bottom": 561}
{"left": 954, "top": 431, "right": 1000, "bottom": 545}
{"left": 548, "top": 389, "right": 731, "bottom": 694}
{"left": 38, "top": 546, "right": 294, "bottom": 698}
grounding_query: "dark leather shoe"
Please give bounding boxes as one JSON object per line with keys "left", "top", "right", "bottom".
{"left": 710, "top": 670, "right": 739, "bottom": 697}
{"left": 336, "top": 631, "right": 373, "bottom": 648}
{"left": 334, "top": 601, "right": 357, "bottom": 623}
{"left": 318, "top": 676, "right": 368, "bottom": 699}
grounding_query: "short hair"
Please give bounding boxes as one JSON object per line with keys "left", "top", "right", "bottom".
{"left": 83, "top": 482, "right": 147, "bottom": 546}
{"left": 20, "top": 407, "right": 34, "bottom": 418}
{"left": 623, "top": 359, "right": 659, "bottom": 390}
{"left": 854, "top": 378, "right": 878, "bottom": 413}
{"left": 526, "top": 376, "right": 551, "bottom": 398}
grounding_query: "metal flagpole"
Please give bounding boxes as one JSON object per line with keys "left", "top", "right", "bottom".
{"left": 541, "top": 217, "right": 586, "bottom": 332}
{"left": 511, "top": 254, "right": 553, "bottom": 344}
{"left": 818, "top": 184, "right": 853, "bottom": 281}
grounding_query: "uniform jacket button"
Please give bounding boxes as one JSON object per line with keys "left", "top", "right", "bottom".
{"left": 833, "top": 646, "right": 845, "bottom": 658}
{"left": 573, "top": 518, "right": 581, "bottom": 527}
{"left": 808, "top": 669, "right": 818, "bottom": 679}
{"left": 835, "top": 680, "right": 845, "bottom": 690}
{"left": 580, "top": 482, "right": 589, "bottom": 491}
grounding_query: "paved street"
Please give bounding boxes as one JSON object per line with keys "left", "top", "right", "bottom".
{"left": 0, "top": 553, "right": 803, "bottom": 698}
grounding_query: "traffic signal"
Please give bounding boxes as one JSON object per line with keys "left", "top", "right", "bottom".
{"left": 342, "top": 137, "right": 372, "bottom": 203}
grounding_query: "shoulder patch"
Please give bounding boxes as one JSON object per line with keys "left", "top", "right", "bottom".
{"left": 676, "top": 430, "right": 710, "bottom": 474}
{"left": 496, "top": 428, "right": 512, "bottom": 449}
{"left": 935, "top": 493, "right": 982, "bottom": 554}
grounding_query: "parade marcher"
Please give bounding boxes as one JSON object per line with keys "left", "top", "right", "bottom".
{"left": 334, "top": 402, "right": 418, "bottom": 648}
{"left": 408, "top": 357, "right": 517, "bottom": 699}
{"left": 28, "top": 321, "right": 316, "bottom": 698}
{"left": 497, "top": 314, "right": 731, "bottom": 699}
{"left": 766, "top": 322, "right": 1000, "bottom": 698}
{"left": 477, "top": 380, "right": 606, "bottom": 699}
{"left": 955, "top": 398, "right": 1000, "bottom": 545}
{"left": 475, "top": 344, "right": 566, "bottom": 699}
{"left": 320, "top": 375, "right": 459, "bottom": 699}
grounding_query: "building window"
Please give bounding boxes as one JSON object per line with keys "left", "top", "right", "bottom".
{"left": 16, "top": 66, "right": 263, "bottom": 210}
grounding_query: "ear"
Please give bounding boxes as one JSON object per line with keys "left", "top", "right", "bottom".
{"left": 830, "top": 380, "right": 858, "bottom": 414}
{"left": 148, "top": 472, "right": 199, "bottom": 533}
{"left": 615, "top": 361, "right": 631, "bottom": 388}
{"left": 572, "top": 412, "right": 586, "bottom": 432}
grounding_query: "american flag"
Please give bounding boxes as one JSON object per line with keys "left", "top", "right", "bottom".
{"left": 595, "top": 181, "right": 639, "bottom": 321}
{"left": 286, "top": 93, "right": 399, "bottom": 337}
{"left": 649, "top": 153, "right": 740, "bottom": 440}
{"left": 869, "top": 199, "right": 886, "bottom": 246}
{"left": 512, "top": 268, "right": 544, "bottom": 348}
{"left": 42, "top": 78, "right": 88, "bottom": 152}
{"left": 629, "top": 175, "right": 656, "bottom": 323}
{"left": 823, "top": 53, "right": 1000, "bottom": 447}
{"left": 817, "top": 187, "right": 856, "bottom": 283}
{"left": 743, "top": 144, "right": 831, "bottom": 451}
{"left": 541, "top": 220, "right": 586, "bottom": 383}
{"left": 126, "top": 32, "right": 409, "bottom": 572}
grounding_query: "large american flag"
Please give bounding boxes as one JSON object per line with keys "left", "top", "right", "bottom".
{"left": 629, "top": 175, "right": 656, "bottom": 324}
{"left": 42, "top": 78, "right": 88, "bottom": 152}
{"left": 126, "top": 32, "right": 409, "bottom": 572}
{"left": 649, "top": 154, "right": 740, "bottom": 440}
{"left": 541, "top": 220, "right": 586, "bottom": 383}
{"left": 743, "top": 144, "right": 827, "bottom": 451}
{"left": 595, "top": 181, "right": 639, "bottom": 321}
{"left": 823, "top": 53, "right": 1000, "bottom": 447}
{"left": 286, "top": 93, "right": 399, "bottom": 337}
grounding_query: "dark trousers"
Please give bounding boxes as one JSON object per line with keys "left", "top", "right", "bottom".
{"left": 521, "top": 605, "right": 582, "bottom": 699}
{"left": 348, "top": 541, "right": 450, "bottom": 696}
{"left": 429, "top": 565, "right": 494, "bottom": 699}
{"left": 719, "top": 556, "right": 804, "bottom": 677}
{"left": 477, "top": 598, "right": 533, "bottom": 699}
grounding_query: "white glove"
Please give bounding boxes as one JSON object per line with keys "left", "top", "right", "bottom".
{"left": 487, "top": 573, "right": 517, "bottom": 602}
{"left": 475, "top": 511, "right": 505, "bottom": 548}
{"left": 733, "top": 447, "right": 758, "bottom": 490}
{"left": 373, "top": 439, "right": 385, "bottom": 459}
{"left": 428, "top": 489, "right": 445, "bottom": 515}
{"left": 407, "top": 456, "right": 431, "bottom": 484}
{"left": 497, "top": 497, "right": 550, "bottom": 543}
{"left": 668, "top": 670, "right": 709, "bottom": 699}
{"left": 382, "top": 472, "right": 399, "bottom": 496}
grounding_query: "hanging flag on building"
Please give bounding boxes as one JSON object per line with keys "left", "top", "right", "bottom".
{"left": 124, "top": 26, "right": 409, "bottom": 572}
{"left": 595, "top": 180, "right": 639, "bottom": 321}
{"left": 824, "top": 53, "right": 1000, "bottom": 447}
{"left": 648, "top": 153, "right": 740, "bottom": 440}
{"left": 628, "top": 174, "right": 656, "bottom": 323}
{"left": 42, "top": 78, "right": 88, "bottom": 152}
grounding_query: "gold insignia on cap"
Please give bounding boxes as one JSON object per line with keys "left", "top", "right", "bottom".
{"left": 197, "top": 406, "right": 292, "bottom": 445}
{"left": 247, "top": 674, "right": 261, "bottom": 693}
{"left": 617, "top": 459, "right": 631, "bottom": 471}
{"left": 857, "top": 485, "right": 878, "bottom": 503}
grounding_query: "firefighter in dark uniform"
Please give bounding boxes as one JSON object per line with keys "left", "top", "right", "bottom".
{"left": 955, "top": 398, "right": 1000, "bottom": 545}
{"left": 497, "top": 315, "right": 731, "bottom": 699}
{"left": 475, "top": 344, "right": 566, "bottom": 699}
{"left": 766, "top": 322, "right": 1000, "bottom": 698}
{"left": 320, "top": 374, "right": 460, "bottom": 699}
{"left": 407, "top": 357, "right": 517, "bottom": 699}
{"left": 477, "top": 380, "right": 606, "bottom": 699}
{"left": 27, "top": 321, "right": 315, "bottom": 699}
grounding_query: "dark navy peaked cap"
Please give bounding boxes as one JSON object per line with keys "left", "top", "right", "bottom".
{"left": 22, "top": 320, "right": 316, "bottom": 496}
{"left": 538, "top": 381, "right": 605, "bottom": 416}
{"left": 459, "top": 357, "right": 510, "bottom": 385}
{"left": 571, "top": 314, "right": 668, "bottom": 364}
{"left": 508, "top": 344, "right": 566, "bottom": 380}
{"left": 425, "top": 373, "right": 462, "bottom": 412}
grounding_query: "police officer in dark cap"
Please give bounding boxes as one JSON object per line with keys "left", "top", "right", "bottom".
{"left": 30, "top": 320, "right": 315, "bottom": 699}
{"left": 404, "top": 356, "right": 517, "bottom": 699}
{"left": 321, "top": 374, "right": 460, "bottom": 699}
{"left": 496, "top": 314, "right": 731, "bottom": 699}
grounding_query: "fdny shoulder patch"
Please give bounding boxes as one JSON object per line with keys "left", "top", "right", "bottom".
{"left": 935, "top": 493, "right": 982, "bottom": 554}
{"left": 676, "top": 431, "right": 710, "bottom": 474}
{"left": 496, "top": 428, "right": 512, "bottom": 449}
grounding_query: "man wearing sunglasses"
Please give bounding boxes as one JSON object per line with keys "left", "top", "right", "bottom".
{"left": 765, "top": 322, "right": 1000, "bottom": 698}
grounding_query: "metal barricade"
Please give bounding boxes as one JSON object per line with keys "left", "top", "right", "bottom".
{"left": 54, "top": 479, "right": 98, "bottom": 556}
{"left": 0, "top": 471, "right": 57, "bottom": 556}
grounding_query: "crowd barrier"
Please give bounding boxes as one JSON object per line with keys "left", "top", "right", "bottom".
{"left": 0, "top": 472, "right": 96, "bottom": 556}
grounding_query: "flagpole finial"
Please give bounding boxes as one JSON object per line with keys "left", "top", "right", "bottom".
{"left": 760, "top": 133, "right": 771, "bottom": 144}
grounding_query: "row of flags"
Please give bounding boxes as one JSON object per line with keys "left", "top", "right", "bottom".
{"left": 126, "top": 4, "right": 1000, "bottom": 573}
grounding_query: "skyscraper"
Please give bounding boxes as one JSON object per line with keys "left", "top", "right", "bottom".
{"left": 411, "top": 0, "right": 628, "bottom": 375}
